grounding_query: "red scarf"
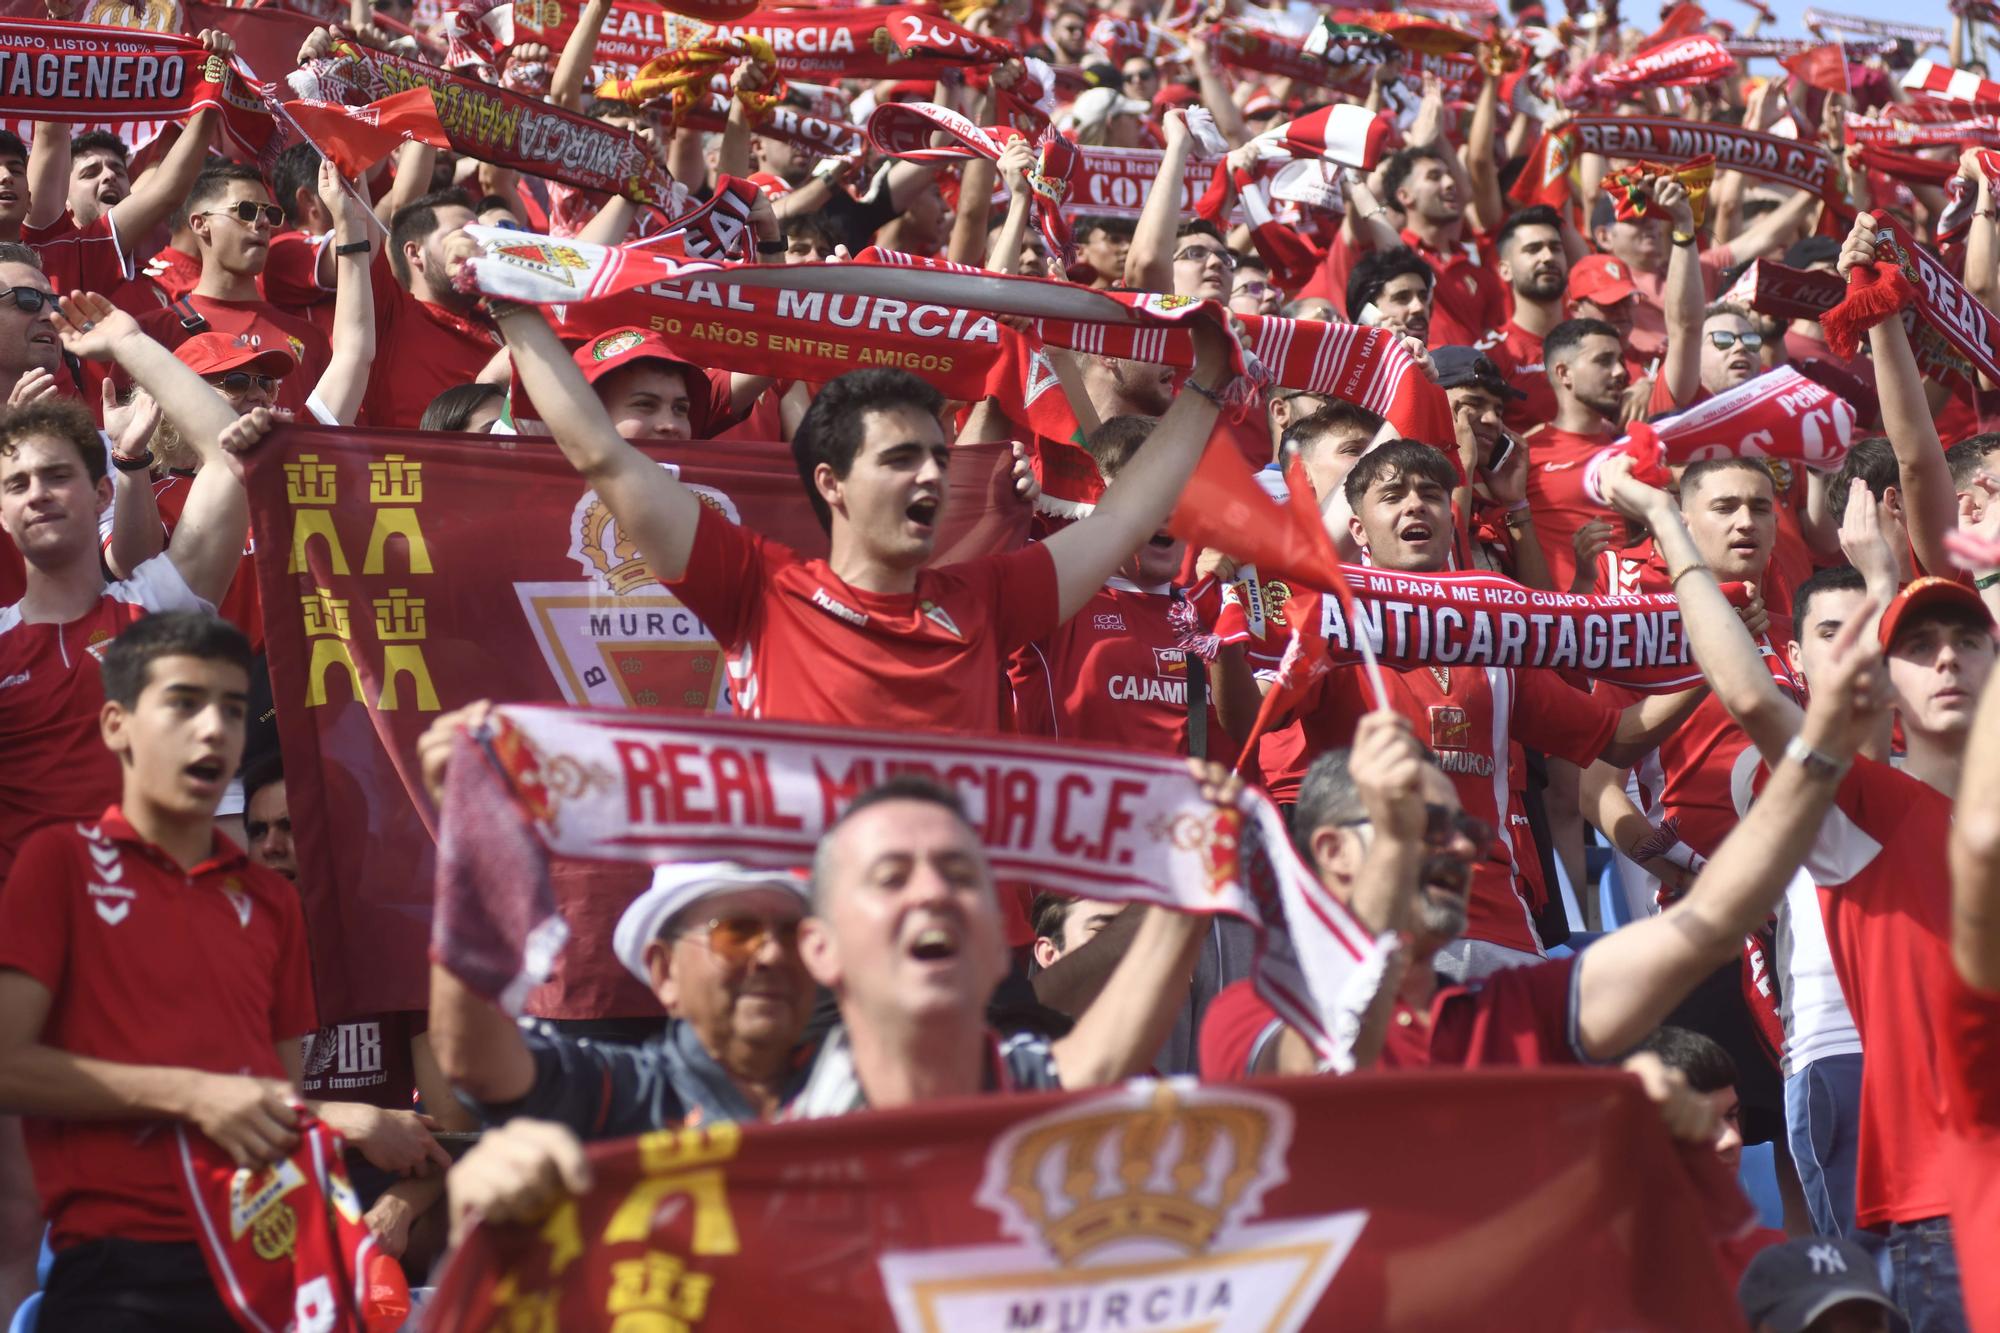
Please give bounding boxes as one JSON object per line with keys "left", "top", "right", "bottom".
{"left": 681, "top": 92, "right": 864, "bottom": 156}
{"left": 1556, "top": 115, "right": 1844, "bottom": 219}
{"left": 1821, "top": 213, "right": 2000, "bottom": 390}
{"left": 175, "top": 1115, "right": 409, "bottom": 1333}
{"left": 1719, "top": 258, "right": 1846, "bottom": 323}
{"left": 1802, "top": 6, "right": 1943, "bottom": 45}
{"left": 293, "top": 39, "right": 676, "bottom": 207}
{"left": 1601, "top": 155, "right": 1715, "bottom": 225}
{"left": 1901, "top": 58, "right": 2000, "bottom": 110}
{"left": 1590, "top": 33, "right": 1737, "bottom": 92}
{"left": 0, "top": 20, "right": 277, "bottom": 158}
{"left": 1845, "top": 112, "right": 2000, "bottom": 148}
{"left": 866, "top": 102, "right": 1080, "bottom": 262}
{"left": 695, "top": 7, "right": 1017, "bottom": 81}
{"left": 1206, "top": 19, "right": 1370, "bottom": 91}
{"left": 1583, "top": 367, "right": 1859, "bottom": 500}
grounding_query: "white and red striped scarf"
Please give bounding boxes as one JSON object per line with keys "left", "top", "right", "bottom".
{"left": 865, "top": 101, "right": 1080, "bottom": 262}
{"left": 435, "top": 709, "right": 1397, "bottom": 1071}
{"left": 1582, "top": 367, "right": 1859, "bottom": 502}
{"left": 1589, "top": 33, "right": 1738, "bottom": 94}
{"left": 1902, "top": 59, "right": 2000, "bottom": 111}
{"left": 1802, "top": 7, "right": 1944, "bottom": 45}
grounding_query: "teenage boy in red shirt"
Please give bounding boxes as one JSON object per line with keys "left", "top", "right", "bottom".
{"left": 0, "top": 611, "right": 314, "bottom": 1327}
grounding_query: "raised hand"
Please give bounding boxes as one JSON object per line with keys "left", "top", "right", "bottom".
{"left": 1837, "top": 477, "right": 1900, "bottom": 595}
{"left": 7, "top": 368, "right": 56, "bottom": 408}
{"left": 1569, "top": 517, "right": 1617, "bottom": 593}
{"left": 52, "top": 292, "right": 141, "bottom": 363}
{"left": 1349, "top": 710, "right": 1431, "bottom": 844}
{"left": 103, "top": 381, "right": 160, "bottom": 463}
{"left": 417, "top": 699, "right": 495, "bottom": 804}
{"left": 1837, "top": 211, "right": 1879, "bottom": 278}
{"left": 1797, "top": 594, "right": 1889, "bottom": 762}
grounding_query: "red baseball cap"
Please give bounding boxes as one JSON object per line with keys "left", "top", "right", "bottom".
{"left": 746, "top": 170, "right": 793, "bottom": 202}
{"left": 572, "top": 326, "right": 715, "bottom": 432}
{"left": 1241, "top": 89, "right": 1284, "bottom": 121}
{"left": 1878, "top": 575, "right": 1994, "bottom": 650}
{"left": 175, "top": 330, "right": 297, "bottom": 379}
{"left": 1566, "top": 253, "right": 1638, "bottom": 307}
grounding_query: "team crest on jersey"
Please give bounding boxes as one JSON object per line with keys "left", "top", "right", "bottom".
{"left": 514, "top": 465, "right": 741, "bottom": 710}
{"left": 877, "top": 1081, "right": 1367, "bottom": 1333}
{"left": 1150, "top": 647, "right": 1187, "bottom": 679}
{"left": 221, "top": 877, "right": 252, "bottom": 928}
{"left": 84, "top": 629, "right": 115, "bottom": 663}
{"left": 919, "top": 599, "right": 963, "bottom": 639}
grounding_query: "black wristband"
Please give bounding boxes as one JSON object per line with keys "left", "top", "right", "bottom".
{"left": 112, "top": 449, "right": 153, "bottom": 473}
{"left": 336, "top": 240, "right": 371, "bottom": 256}
{"left": 755, "top": 237, "right": 785, "bottom": 255}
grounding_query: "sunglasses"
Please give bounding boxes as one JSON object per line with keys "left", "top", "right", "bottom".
{"left": 1705, "top": 330, "right": 1764, "bottom": 351}
{"left": 1234, "top": 280, "right": 1276, "bottom": 299}
{"left": 203, "top": 200, "right": 284, "bottom": 228}
{"left": 1174, "top": 244, "right": 1235, "bottom": 271}
{"left": 208, "top": 371, "right": 279, "bottom": 396}
{"left": 680, "top": 914, "right": 800, "bottom": 964}
{"left": 1340, "top": 804, "right": 1493, "bottom": 848}
{"left": 1123, "top": 68, "right": 1157, "bottom": 83}
{"left": 3, "top": 286, "right": 51, "bottom": 313}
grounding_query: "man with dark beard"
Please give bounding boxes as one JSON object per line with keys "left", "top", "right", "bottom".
{"left": 1523, "top": 318, "right": 1633, "bottom": 592}
{"left": 1475, "top": 204, "right": 1570, "bottom": 431}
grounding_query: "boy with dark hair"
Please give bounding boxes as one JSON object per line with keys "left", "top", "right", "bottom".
{"left": 1346, "top": 246, "right": 1434, "bottom": 346}
{"left": 0, "top": 610, "right": 315, "bottom": 1328}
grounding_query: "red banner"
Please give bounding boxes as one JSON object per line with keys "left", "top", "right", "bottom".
{"left": 1067, "top": 144, "right": 1221, "bottom": 218}
{"left": 245, "top": 428, "right": 1028, "bottom": 1021}
{"left": 1845, "top": 112, "right": 2000, "bottom": 147}
{"left": 1568, "top": 115, "right": 1841, "bottom": 207}
{"left": 422, "top": 1073, "right": 1751, "bottom": 1331}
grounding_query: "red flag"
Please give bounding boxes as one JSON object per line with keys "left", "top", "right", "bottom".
{"left": 1782, "top": 43, "right": 1849, "bottom": 94}
{"left": 1646, "top": 2, "right": 1711, "bottom": 46}
{"left": 281, "top": 88, "right": 451, "bottom": 177}
{"left": 1168, "top": 441, "right": 1354, "bottom": 605}
{"left": 1510, "top": 125, "right": 1577, "bottom": 214}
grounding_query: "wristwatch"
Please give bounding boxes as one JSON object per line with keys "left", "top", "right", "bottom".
{"left": 1783, "top": 734, "right": 1849, "bottom": 782}
{"left": 1670, "top": 230, "right": 1697, "bottom": 248}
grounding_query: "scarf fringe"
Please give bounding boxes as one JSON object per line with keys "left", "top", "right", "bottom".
{"left": 1821, "top": 263, "right": 1918, "bottom": 360}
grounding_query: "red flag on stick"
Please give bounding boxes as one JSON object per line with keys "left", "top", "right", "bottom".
{"left": 1782, "top": 43, "right": 1849, "bottom": 94}
{"left": 281, "top": 88, "right": 450, "bottom": 177}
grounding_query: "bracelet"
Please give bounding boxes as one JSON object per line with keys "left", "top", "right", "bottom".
{"left": 485, "top": 298, "right": 529, "bottom": 321}
{"left": 1783, "top": 733, "right": 1850, "bottom": 782}
{"left": 1977, "top": 570, "right": 2000, "bottom": 590}
{"left": 1668, "top": 563, "right": 1705, "bottom": 589}
{"left": 111, "top": 449, "right": 153, "bottom": 473}
{"left": 1670, "top": 230, "right": 1697, "bottom": 247}
{"left": 335, "top": 240, "right": 370, "bottom": 256}
{"left": 1184, "top": 377, "right": 1231, "bottom": 407}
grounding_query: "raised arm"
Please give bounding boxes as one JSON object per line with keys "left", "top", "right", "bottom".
{"left": 1597, "top": 684, "right": 1706, "bottom": 768}
{"left": 1601, "top": 456, "right": 1804, "bottom": 762}
{"left": 1843, "top": 214, "right": 1959, "bottom": 579}
{"left": 1952, "top": 652, "right": 2000, "bottom": 991}
{"left": 1461, "top": 57, "right": 1505, "bottom": 234}
{"left": 1572, "top": 604, "right": 1886, "bottom": 1059}
{"left": 549, "top": 0, "right": 613, "bottom": 111}
{"left": 25, "top": 120, "right": 68, "bottom": 232}
{"left": 1655, "top": 178, "right": 1704, "bottom": 410}
{"left": 54, "top": 294, "right": 245, "bottom": 605}
{"left": 101, "top": 382, "right": 164, "bottom": 580}
{"left": 983, "top": 140, "right": 1034, "bottom": 275}
{"left": 480, "top": 295, "right": 703, "bottom": 580}
{"left": 307, "top": 159, "right": 377, "bottom": 425}
{"left": 1039, "top": 322, "right": 1227, "bottom": 620}
{"left": 1123, "top": 109, "right": 1196, "bottom": 294}
{"left": 107, "top": 98, "right": 219, "bottom": 257}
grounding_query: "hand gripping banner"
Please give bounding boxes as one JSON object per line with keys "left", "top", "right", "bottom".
{"left": 434, "top": 708, "right": 1394, "bottom": 1067}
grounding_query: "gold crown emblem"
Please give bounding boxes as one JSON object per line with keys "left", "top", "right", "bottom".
{"left": 992, "top": 1083, "right": 1276, "bottom": 1266}
{"left": 577, "top": 496, "right": 660, "bottom": 595}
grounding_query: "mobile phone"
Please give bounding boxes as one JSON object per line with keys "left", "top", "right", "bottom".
{"left": 1485, "top": 431, "right": 1516, "bottom": 473}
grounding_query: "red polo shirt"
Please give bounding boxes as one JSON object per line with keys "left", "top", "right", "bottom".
{"left": 1475, "top": 320, "right": 1558, "bottom": 431}
{"left": 359, "top": 259, "right": 503, "bottom": 429}
{"left": 0, "top": 810, "right": 315, "bottom": 1248}
{"left": 1401, "top": 226, "right": 1507, "bottom": 349}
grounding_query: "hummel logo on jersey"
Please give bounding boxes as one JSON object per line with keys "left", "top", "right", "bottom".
{"left": 919, "top": 599, "right": 963, "bottom": 639}
{"left": 222, "top": 880, "right": 253, "bottom": 928}
{"left": 810, "top": 587, "right": 869, "bottom": 627}
{"left": 0, "top": 670, "right": 27, "bottom": 689}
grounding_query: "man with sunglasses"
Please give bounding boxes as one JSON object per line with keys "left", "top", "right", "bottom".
{"left": 432, "top": 861, "right": 819, "bottom": 1140}
{"left": 1649, "top": 179, "right": 1765, "bottom": 416}
{"left": 131, "top": 164, "right": 331, "bottom": 420}
{"left": 1202, "top": 620, "right": 1882, "bottom": 1082}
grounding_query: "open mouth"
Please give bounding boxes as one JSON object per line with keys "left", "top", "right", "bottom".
{"left": 1147, "top": 532, "right": 1176, "bottom": 549}
{"left": 1399, "top": 522, "right": 1434, "bottom": 544}
{"left": 908, "top": 924, "right": 960, "bottom": 963}
{"left": 905, "top": 495, "right": 939, "bottom": 530}
{"left": 185, "top": 757, "right": 226, "bottom": 786}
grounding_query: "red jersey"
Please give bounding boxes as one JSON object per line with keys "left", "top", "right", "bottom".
{"left": 1401, "top": 227, "right": 1507, "bottom": 349}
{"left": 1198, "top": 956, "right": 1586, "bottom": 1078}
{"left": 1298, "top": 660, "right": 1620, "bottom": 953}
{"left": 1009, "top": 578, "right": 1220, "bottom": 754}
{"left": 134, "top": 295, "right": 331, "bottom": 419}
{"left": 103, "top": 472, "right": 263, "bottom": 653}
{"left": 1647, "top": 369, "right": 1710, "bottom": 417}
{"left": 0, "top": 810, "right": 315, "bottom": 1248}
{"left": 669, "top": 503, "right": 1061, "bottom": 732}
{"left": 25, "top": 212, "right": 131, "bottom": 298}
{"left": 0, "top": 556, "right": 210, "bottom": 875}
{"left": 1625, "top": 243, "right": 1735, "bottom": 361}
{"left": 1474, "top": 320, "right": 1557, "bottom": 430}
{"left": 140, "top": 244, "right": 200, "bottom": 301}
{"left": 360, "top": 261, "right": 502, "bottom": 429}
{"left": 1938, "top": 969, "right": 2000, "bottom": 1326}
{"left": 1524, "top": 422, "right": 1628, "bottom": 592}
{"left": 1773, "top": 757, "right": 1957, "bottom": 1230}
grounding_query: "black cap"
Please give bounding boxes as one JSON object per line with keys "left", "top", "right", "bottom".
{"left": 1738, "top": 1238, "right": 1907, "bottom": 1333}
{"left": 1783, "top": 236, "right": 1842, "bottom": 270}
{"left": 1431, "top": 346, "right": 1527, "bottom": 400}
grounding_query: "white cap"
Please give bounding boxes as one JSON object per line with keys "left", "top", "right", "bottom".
{"left": 1063, "top": 85, "right": 1150, "bottom": 132}
{"left": 611, "top": 861, "right": 811, "bottom": 987}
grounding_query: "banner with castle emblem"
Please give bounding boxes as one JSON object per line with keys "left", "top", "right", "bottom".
{"left": 245, "top": 427, "right": 1028, "bottom": 1021}
{"left": 422, "top": 1073, "right": 1750, "bottom": 1331}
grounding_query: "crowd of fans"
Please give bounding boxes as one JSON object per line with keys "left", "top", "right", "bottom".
{"left": 0, "top": 0, "right": 1995, "bottom": 1327}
